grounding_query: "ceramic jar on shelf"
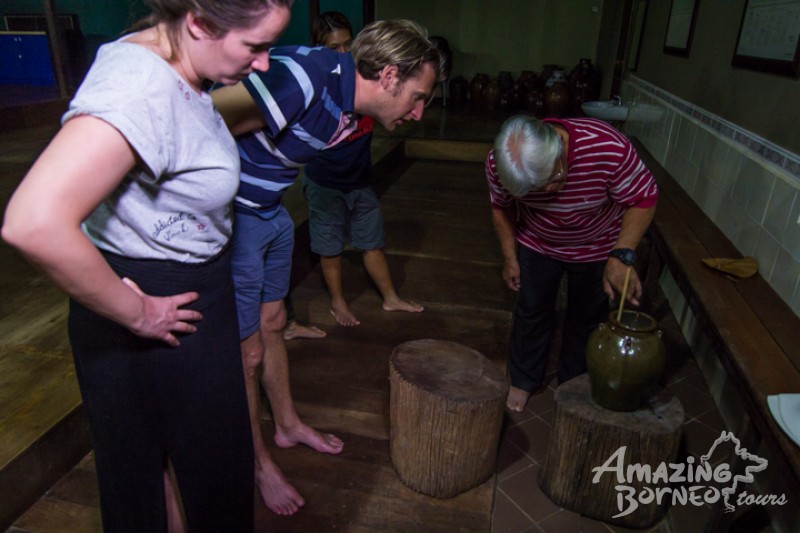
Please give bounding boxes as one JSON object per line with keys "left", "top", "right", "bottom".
{"left": 469, "top": 73, "right": 490, "bottom": 106}
{"left": 541, "top": 65, "right": 565, "bottom": 88}
{"left": 482, "top": 78, "right": 501, "bottom": 111}
{"left": 518, "top": 70, "right": 539, "bottom": 93}
{"left": 539, "top": 66, "right": 568, "bottom": 117}
{"left": 497, "top": 71, "right": 514, "bottom": 91}
{"left": 524, "top": 89, "right": 545, "bottom": 117}
{"left": 544, "top": 79, "right": 569, "bottom": 117}
{"left": 569, "top": 58, "right": 601, "bottom": 116}
{"left": 510, "top": 81, "right": 525, "bottom": 111}
{"left": 449, "top": 75, "right": 468, "bottom": 106}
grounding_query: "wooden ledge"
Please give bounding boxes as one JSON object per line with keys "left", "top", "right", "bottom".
{"left": 403, "top": 139, "right": 492, "bottom": 162}
{"left": 633, "top": 139, "right": 800, "bottom": 484}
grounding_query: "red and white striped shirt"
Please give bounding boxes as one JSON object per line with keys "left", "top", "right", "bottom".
{"left": 486, "top": 118, "right": 658, "bottom": 262}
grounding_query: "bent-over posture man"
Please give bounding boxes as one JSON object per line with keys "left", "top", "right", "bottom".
{"left": 304, "top": 11, "right": 424, "bottom": 327}
{"left": 212, "top": 19, "right": 443, "bottom": 515}
{"left": 487, "top": 115, "right": 658, "bottom": 412}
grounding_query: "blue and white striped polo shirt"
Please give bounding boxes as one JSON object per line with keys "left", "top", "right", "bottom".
{"left": 235, "top": 46, "right": 356, "bottom": 215}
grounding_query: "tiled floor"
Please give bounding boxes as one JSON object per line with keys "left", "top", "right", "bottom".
{"left": 489, "top": 291, "right": 727, "bottom": 533}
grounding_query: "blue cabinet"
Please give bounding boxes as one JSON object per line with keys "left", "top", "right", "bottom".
{"left": 0, "top": 32, "right": 56, "bottom": 86}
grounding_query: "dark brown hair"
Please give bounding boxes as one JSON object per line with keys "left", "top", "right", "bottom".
{"left": 311, "top": 11, "right": 352, "bottom": 47}
{"left": 132, "top": 0, "right": 294, "bottom": 58}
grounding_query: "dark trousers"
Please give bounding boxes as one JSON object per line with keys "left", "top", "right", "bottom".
{"left": 69, "top": 248, "right": 254, "bottom": 533}
{"left": 509, "top": 246, "right": 609, "bottom": 392}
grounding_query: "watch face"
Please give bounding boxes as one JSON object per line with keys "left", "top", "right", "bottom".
{"left": 611, "top": 248, "right": 636, "bottom": 265}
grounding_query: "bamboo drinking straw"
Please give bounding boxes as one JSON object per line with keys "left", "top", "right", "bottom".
{"left": 616, "top": 266, "right": 632, "bottom": 322}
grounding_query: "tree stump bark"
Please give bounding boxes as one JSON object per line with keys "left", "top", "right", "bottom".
{"left": 389, "top": 339, "right": 509, "bottom": 498}
{"left": 539, "top": 374, "right": 684, "bottom": 528}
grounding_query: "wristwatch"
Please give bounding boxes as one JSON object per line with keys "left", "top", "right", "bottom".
{"left": 609, "top": 248, "right": 636, "bottom": 266}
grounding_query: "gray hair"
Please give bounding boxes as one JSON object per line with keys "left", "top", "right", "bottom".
{"left": 493, "top": 115, "right": 562, "bottom": 197}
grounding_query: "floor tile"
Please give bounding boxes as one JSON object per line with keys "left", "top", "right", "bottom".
{"left": 496, "top": 438, "right": 536, "bottom": 482}
{"left": 536, "top": 410, "right": 555, "bottom": 427}
{"left": 681, "top": 371, "right": 714, "bottom": 396}
{"left": 498, "top": 465, "right": 561, "bottom": 523}
{"left": 696, "top": 406, "right": 726, "bottom": 433}
{"left": 536, "top": 508, "right": 612, "bottom": 533}
{"left": 524, "top": 382, "right": 555, "bottom": 417}
{"left": 667, "top": 380, "right": 715, "bottom": 420}
{"left": 663, "top": 352, "right": 701, "bottom": 385}
{"left": 683, "top": 419, "right": 726, "bottom": 458}
{"left": 605, "top": 518, "right": 669, "bottom": 532}
{"left": 491, "top": 489, "right": 536, "bottom": 533}
{"left": 504, "top": 417, "right": 552, "bottom": 465}
{"left": 505, "top": 406, "right": 537, "bottom": 427}
{"left": 666, "top": 501, "right": 716, "bottom": 533}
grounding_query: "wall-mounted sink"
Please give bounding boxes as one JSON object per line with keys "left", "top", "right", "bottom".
{"left": 626, "top": 103, "right": 664, "bottom": 123}
{"left": 582, "top": 101, "right": 629, "bottom": 122}
{"left": 581, "top": 101, "right": 665, "bottom": 124}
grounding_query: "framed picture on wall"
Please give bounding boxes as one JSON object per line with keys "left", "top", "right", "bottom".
{"left": 663, "top": 0, "right": 700, "bottom": 56}
{"left": 732, "top": 0, "right": 800, "bottom": 77}
{"left": 627, "top": 0, "right": 649, "bottom": 70}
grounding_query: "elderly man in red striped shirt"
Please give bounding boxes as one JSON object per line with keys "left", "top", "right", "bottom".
{"left": 486, "top": 115, "right": 658, "bottom": 412}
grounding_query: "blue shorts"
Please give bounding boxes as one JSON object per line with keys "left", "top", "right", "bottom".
{"left": 230, "top": 206, "right": 294, "bottom": 339}
{"left": 303, "top": 178, "right": 385, "bottom": 257}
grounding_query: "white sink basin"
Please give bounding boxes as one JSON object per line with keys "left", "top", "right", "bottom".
{"left": 626, "top": 103, "right": 664, "bottom": 122}
{"left": 582, "top": 101, "right": 628, "bottom": 122}
{"left": 582, "top": 101, "right": 665, "bottom": 123}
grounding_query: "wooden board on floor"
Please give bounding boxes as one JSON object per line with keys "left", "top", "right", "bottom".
{"left": 256, "top": 432, "right": 496, "bottom": 532}
{"left": 381, "top": 160, "right": 491, "bottom": 201}
{"left": 404, "top": 139, "right": 492, "bottom": 162}
{"left": 0, "top": 346, "right": 80, "bottom": 467}
{"left": 288, "top": 254, "right": 512, "bottom": 360}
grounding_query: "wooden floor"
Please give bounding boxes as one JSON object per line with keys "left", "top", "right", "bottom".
{"left": 4, "top": 101, "right": 769, "bottom": 533}
{"left": 0, "top": 122, "right": 93, "bottom": 532}
{"left": 1, "top": 106, "right": 517, "bottom": 531}
{"left": 254, "top": 156, "right": 513, "bottom": 531}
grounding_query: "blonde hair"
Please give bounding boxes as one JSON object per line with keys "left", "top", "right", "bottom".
{"left": 351, "top": 19, "right": 444, "bottom": 83}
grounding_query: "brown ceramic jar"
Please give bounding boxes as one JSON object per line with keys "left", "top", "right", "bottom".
{"left": 449, "top": 75, "right": 468, "bottom": 106}
{"left": 469, "top": 73, "right": 490, "bottom": 106}
{"left": 544, "top": 80, "right": 569, "bottom": 117}
{"left": 586, "top": 310, "right": 665, "bottom": 412}
{"left": 482, "top": 79, "right": 501, "bottom": 111}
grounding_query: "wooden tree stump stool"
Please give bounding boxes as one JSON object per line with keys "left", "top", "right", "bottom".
{"left": 539, "top": 374, "right": 684, "bottom": 528}
{"left": 389, "top": 339, "right": 509, "bottom": 498}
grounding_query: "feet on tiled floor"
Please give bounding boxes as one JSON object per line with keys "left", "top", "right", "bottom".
{"left": 491, "top": 311, "right": 728, "bottom": 532}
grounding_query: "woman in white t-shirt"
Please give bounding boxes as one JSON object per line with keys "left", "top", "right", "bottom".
{"left": 2, "top": 1, "right": 291, "bottom": 531}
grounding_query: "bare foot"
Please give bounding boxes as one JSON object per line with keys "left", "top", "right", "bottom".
{"left": 330, "top": 301, "right": 360, "bottom": 326}
{"left": 255, "top": 461, "right": 305, "bottom": 516}
{"left": 283, "top": 321, "right": 326, "bottom": 340}
{"left": 506, "top": 386, "right": 531, "bottom": 412}
{"left": 275, "top": 422, "right": 344, "bottom": 455}
{"left": 164, "top": 467, "right": 185, "bottom": 533}
{"left": 382, "top": 297, "right": 424, "bottom": 313}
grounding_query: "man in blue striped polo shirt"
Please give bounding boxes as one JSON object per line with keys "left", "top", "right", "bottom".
{"left": 212, "top": 19, "right": 442, "bottom": 516}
